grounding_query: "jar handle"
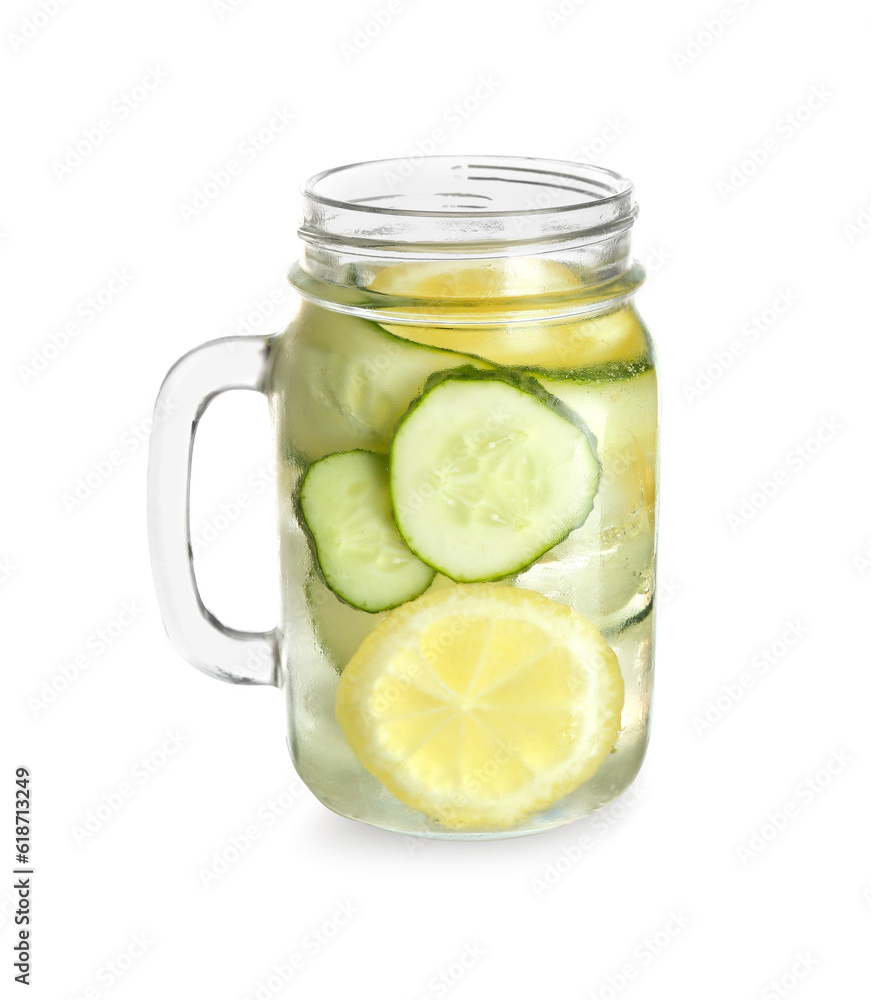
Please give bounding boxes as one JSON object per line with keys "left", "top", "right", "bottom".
{"left": 147, "top": 336, "right": 279, "bottom": 685}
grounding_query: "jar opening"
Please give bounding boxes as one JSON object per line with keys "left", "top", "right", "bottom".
{"left": 300, "top": 156, "right": 637, "bottom": 250}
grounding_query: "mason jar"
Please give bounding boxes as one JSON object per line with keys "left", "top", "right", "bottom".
{"left": 148, "top": 156, "right": 658, "bottom": 839}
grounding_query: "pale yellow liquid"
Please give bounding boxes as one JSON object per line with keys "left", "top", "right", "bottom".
{"left": 269, "top": 291, "right": 658, "bottom": 837}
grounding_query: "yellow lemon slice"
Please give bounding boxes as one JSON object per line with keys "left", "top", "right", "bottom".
{"left": 335, "top": 583, "right": 624, "bottom": 830}
{"left": 369, "top": 257, "right": 581, "bottom": 300}
{"left": 369, "top": 259, "right": 650, "bottom": 371}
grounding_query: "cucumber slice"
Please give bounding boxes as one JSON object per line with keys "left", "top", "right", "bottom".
{"left": 517, "top": 368, "right": 657, "bottom": 633}
{"left": 271, "top": 303, "right": 489, "bottom": 462}
{"left": 390, "top": 371, "right": 600, "bottom": 582}
{"left": 300, "top": 450, "right": 435, "bottom": 613}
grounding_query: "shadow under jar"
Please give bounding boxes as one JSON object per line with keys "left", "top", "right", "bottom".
{"left": 149, "top": 156, "right": 659, "bottom": 840}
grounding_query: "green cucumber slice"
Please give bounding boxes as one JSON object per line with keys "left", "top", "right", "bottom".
{"left": 390, "top": 371, "right": 600, "bottom": 582}
{"left": 299, "top": 450, "right": 435, "bottom": 613}
{"left": 273, "top": 304, "right": 489, "bottom": 462}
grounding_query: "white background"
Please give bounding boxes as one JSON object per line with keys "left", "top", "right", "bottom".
{"left": 3, "top": 0, "right": 871, "bottom": 997}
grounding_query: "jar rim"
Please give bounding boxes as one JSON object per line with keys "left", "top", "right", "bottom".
{"left": 299, "top": 155, "right": 637, "bottom": 248}
{"left": 304, "top": 156, "right": 632, "bottom": 217}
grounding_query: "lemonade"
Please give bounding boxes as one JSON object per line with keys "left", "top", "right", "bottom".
{"left": 269, "top": 258, "right": 657, "bottom": 837}
{"left": 145, "top": 156, "right": 660, "bottom": 838}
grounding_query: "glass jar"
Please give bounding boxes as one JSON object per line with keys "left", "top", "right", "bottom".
{"left": 148, "top": 156, "right": 658, "bottom": 840}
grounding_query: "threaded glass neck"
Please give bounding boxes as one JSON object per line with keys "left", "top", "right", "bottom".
{"left": 291, "top": 156, "right": 643, "bottom": 323}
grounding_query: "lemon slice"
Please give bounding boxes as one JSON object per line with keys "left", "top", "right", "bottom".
{"left": 369, "top": 257, "right": 581, "bottom": 299}
{"left": 335, "top": 583, "right": 624, "bottom": 830}
{"left": 369, "top": 259, "right": 651, "bottom": 371}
